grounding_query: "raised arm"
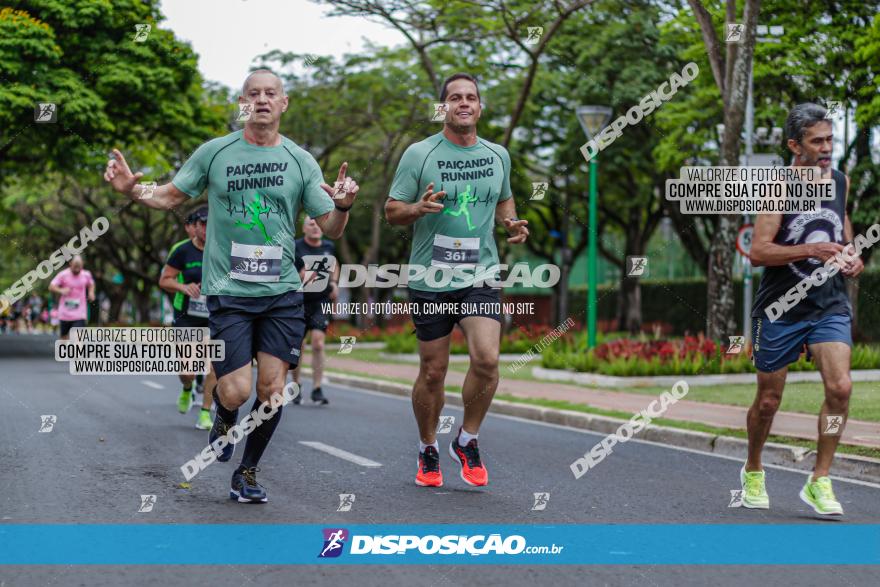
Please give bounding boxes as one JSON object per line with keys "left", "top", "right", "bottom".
{"left": 313, "top": 162, "right": 359, "bottom": 239}
{"left": 103, "top": 149, "right": 189, "bottom": 210}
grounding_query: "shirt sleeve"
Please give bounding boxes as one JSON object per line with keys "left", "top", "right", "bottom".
{"left": 172, "top": 141, "right": 215, "bottom": 198}
{"left": 166, "top": 245, "right": 186, "bottom": 271}
{"left": 498, "top": 147, "right": 512, "bottom": 202}
{"left": 301, "top": 155, "right": 335, "bottom": 219}
{"left": 388, "top": 144, "right": 423, "bottom": 203}
{"left": 50, "top": 272, "right": 65, "bottom": 289}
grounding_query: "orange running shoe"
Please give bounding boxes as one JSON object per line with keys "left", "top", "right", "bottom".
{"left": 415, "top": 445, "right": 443, "bottom": 487}
{"left": 449, "top": 434, "right": 488, "bottom": 487}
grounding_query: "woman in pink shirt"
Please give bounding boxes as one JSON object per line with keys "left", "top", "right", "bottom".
{"left": 48, "top": 255, "right": 95, "bottom": 340}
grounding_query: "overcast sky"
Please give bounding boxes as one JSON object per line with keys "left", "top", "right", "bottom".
{"left": 159, "top": 0, "right": 405, "bottom": 90}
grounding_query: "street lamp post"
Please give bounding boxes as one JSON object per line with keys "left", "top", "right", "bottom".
{"left": 576, "top": 106, "right": 612, "bottom": 349}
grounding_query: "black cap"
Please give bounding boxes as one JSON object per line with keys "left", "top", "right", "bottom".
{"left": 185, "top": 206, "right": 208, "bottom": 224}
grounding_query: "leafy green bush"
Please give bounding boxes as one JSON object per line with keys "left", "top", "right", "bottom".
{"left": 542, "top": 342, "right": 880, "bottom": 376}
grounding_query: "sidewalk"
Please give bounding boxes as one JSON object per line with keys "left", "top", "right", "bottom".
{"left": 322, "top": 355, "right": 880, "bottom": 449}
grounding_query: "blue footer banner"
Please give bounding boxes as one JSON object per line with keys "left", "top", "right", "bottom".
{"left": 1, "top": 524, "right": 878, "bottom": 565}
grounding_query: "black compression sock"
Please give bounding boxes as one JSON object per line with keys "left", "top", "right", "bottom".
{"left": 212, "top": 389, "right": 238, "bottom": 425}
{"left": 240, "top": 397, "right": 283, "bottom": 468}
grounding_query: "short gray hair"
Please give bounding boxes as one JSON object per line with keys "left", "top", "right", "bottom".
{"left": 785, "top": 103, "right": 829, "bottom": 143}
{"left": 241, "top": 69, "right": 285, "bottom": 96}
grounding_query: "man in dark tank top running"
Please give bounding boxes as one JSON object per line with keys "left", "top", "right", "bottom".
{"left": 743, "top": 103, "right": 866, "bottom": 516}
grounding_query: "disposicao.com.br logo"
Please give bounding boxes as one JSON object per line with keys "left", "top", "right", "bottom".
{"left": 318, "top": 528, "right": 563, "bottom": 558}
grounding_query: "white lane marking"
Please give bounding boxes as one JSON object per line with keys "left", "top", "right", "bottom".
{"left": 327, "top": 382, "right": 880, "bottom": 490}
{"left": 140, "top": 380, "right": 164, "bottom": 389}
{"left": 299, "top": 441, "right": 382, "bottom": 468}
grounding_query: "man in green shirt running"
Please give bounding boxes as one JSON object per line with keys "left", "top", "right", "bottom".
{"left": 386, "top": 73, "right": 529, "bottom": 488}
{"left": 104, "top": 69, "right": 359, "bottom": 503}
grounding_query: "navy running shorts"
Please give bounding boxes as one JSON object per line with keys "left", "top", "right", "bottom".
{"left": 59, "top": 319, "right": 86, "bottom": 337}
{"left": 751, "top": 313, "right": 852, "bottom": 373}
{"left": 303, "top": 300, "right": 330, "bottom": 332}
{"left": 172, "top": 315, "right": 210, "bottom": 329}
{"left": 409, "top": 285, "right": 501, "bottom": 342}
{"left": 207, "top": 291, "right": 306, "bottom": 378}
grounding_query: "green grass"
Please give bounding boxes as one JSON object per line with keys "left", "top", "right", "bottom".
{"left": 320, "top": 347, "right": 880, "bottom": 422}
{"left": 616, "top": 381, "right": 880, "bottom": 423}
{"left": 317, "top": 366, "right": 880, "bottom": 460}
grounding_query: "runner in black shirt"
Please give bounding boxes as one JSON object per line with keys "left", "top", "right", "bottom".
{"left": 743, "top": 103, "right": 865, "bottom": 516}
{"left": 159, "top": 207, "right": 216, "bottom": 429}
{"left": 291, "top": 215, "right": 339, "bottom": 405}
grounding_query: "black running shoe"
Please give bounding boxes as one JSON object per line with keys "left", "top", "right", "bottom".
{"left": 311, "top": 386, "right": 329, "bottom": 405}
{"left": 230, "top": 466, "right": 267, "bottom": 503}
{"left": 209, "top": 417, "right": 236, "bottom": 462}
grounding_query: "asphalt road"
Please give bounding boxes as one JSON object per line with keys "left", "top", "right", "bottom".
{"left": 1, "top": 353, "right": 878, "bottom": 586}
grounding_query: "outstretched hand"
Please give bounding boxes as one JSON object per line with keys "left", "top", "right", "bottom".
{"left": 321, "top": 162, "right": 360, "bottom": 208}
{"left": 504, "top": 217, "right": 529, "bottom": 244}
{"left": 103, "top": 149, "right": 143, "bottom": 197}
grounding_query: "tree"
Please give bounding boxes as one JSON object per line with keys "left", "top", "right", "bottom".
{"left": 686, "top": 0, "right": 760, "bottom": 341}
{"left": 657, "top": 0, "right": 880, "bottom": 337}
{"left": 0, "top": 0, "right": 227, "bottom": 321}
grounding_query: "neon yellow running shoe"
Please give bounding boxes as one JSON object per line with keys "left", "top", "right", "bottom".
{"left": 740, "top": 466, "right": 769, "bottom": 509}
{"left": 196, "top": 409, "right": 213, "bottom": 430}
{"left": 177, "top": 389, "right": 193, "bottom": 414}
{"left": 800, "top": 475, "right": 843, "bottom": 516}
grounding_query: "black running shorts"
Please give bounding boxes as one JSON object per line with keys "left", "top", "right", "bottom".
{"left": 59, "top": 319, "right": 86, "bottom": 337}
{"left": 303, "top": 300, "right": 330, "bottom": 332}
{"left": 206, "top": 291, "right": 306, "bottom": 378}
{"left": 408, "top": 286, "right": 501, "bottom": 342}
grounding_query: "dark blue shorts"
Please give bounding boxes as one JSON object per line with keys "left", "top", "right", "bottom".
{"left": 207, "top": 291, "right": 305, "bottom": 378}
{"left": 751, "top": 313, "right": 851, "bottom": 373}
{"left": 303, "top": 300, "right": 330, "bottom": 332}
{"left": 172, "top": 315, "right": 209, "bottom": 329}
{"left": 59, "top": 319, "right": 86, "bottom": 337}
{"left": 409, "top": 286, "right": 501, "bottom": 342}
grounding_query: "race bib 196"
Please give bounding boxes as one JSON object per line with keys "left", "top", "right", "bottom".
{"left": 187, "top": 294, "right": 209, "bottom": 318}
{"left": 229, "top": 242, "right": 283, "bottom": 282}
{"left": 431, "top": 235, "right": 479, "bottom": 267}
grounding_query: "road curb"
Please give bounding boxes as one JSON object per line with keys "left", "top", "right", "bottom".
{"left": 320, "top": 370, "right": 880, "bottom": 485}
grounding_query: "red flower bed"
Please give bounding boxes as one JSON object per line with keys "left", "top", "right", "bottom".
{"left": 594, "top": 335, "right": 719, "bottom": 362}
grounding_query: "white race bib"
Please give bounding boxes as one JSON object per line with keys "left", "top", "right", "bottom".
{"left": 229, "top": 242, "right": 283, "bottom": 283}
{"left": 431, "top": 235, "right": 479, "bottom": 268}
{"left": 187, "top": 294, "right": 209, "bottom": 318}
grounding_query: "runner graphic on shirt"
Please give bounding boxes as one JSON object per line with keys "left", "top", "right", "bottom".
{"left": 442, "top": 184, "right": 477, "bottom": 231}
{"left": 235, "top": 193, "right": 272, "bottom": 243}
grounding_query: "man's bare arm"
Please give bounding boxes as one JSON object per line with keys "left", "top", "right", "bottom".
{"left": 385, "top": 183, "right": 445, "bottom": 226}
{"left": 750, "top": 212, "right": 843, "bottom": 266}
{"left": 312, "top": 209, "right": 349, "bottom": 240}
{"left": 103, "top": 149, "right": 189, "bottom": 210}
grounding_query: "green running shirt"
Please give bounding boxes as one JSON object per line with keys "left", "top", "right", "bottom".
{"left": 172, "top": 130, "right": 335, "bottom": 297}
{"left": 389, "top": 132, "right": 512, "bottom": 292}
